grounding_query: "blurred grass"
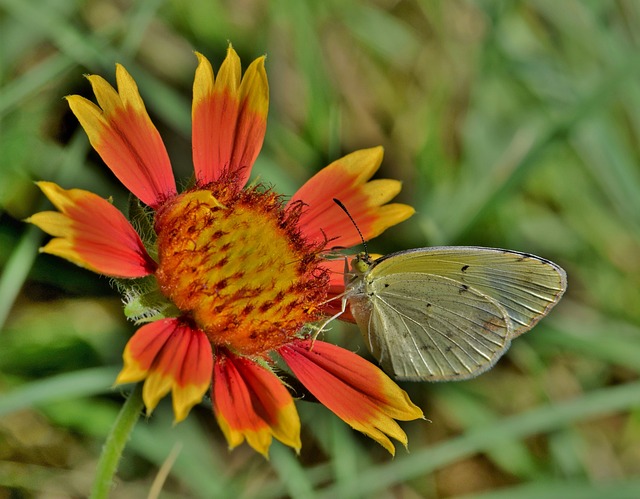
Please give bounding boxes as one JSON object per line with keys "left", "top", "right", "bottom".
{"left": 1, "top": 0, "right": 640, "bottom": 497}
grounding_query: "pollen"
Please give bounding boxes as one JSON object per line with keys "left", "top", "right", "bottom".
{"left": 153, "top": 182, "right": 329, "bottom": 355}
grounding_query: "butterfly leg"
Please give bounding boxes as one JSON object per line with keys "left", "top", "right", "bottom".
{"left": 309, "top": 257, "right": 351, "bottom": 349}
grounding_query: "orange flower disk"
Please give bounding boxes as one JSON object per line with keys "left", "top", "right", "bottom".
{"left": 29, "top": 45, "right": 423, "bottom": 456}
{"left": 154, "top": 185, "right": 328, "bottom": 355}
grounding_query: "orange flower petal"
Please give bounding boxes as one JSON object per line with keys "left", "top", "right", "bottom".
{"left": 26, "top": 182, "right": 155, "bottom": 278}
{"left": 192, "top": 47, "right": 268, "bottom": 188}
{"left": 67, "top": 65, "right": 176, "bottom": 208}
{"left": 116, "top": 319, "right": 213, "bottom": 423}
{"left": 212, "top": 353, "right": 301, "bottom": 457}
{"left": 279, "top": 339, "right": 423, "bottom": 455}
{"left": 288, "top": 147, "right": 414, "bottom": 248}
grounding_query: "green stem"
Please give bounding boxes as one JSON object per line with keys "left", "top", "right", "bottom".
{"left": 90, "top": 383, "right": 144, "bottom": 499}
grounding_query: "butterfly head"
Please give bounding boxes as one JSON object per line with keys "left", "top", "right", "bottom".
{"left": 351, "top": 251, "right": 374, "bottom": 276}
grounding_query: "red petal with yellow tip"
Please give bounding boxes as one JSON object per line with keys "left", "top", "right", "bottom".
{"left": 66, "top": 65, "right": 176, "bottom": 208}
{"left": 27, "top": 182, "right": 155, "bottom": 278}
{"left": 279, "top": 339, "right": 423, "bottom": 455}
{"left": 116, "top": 319, "right": 212, "bottom": 423}
{"left": 288, "top": 147, "right": 414, "bottom": 248}
{"left": 212, "top": 352, "right": 301, "bottom": 457}
{"left": 192, "top": 47, "right": 268, "bottom": 188}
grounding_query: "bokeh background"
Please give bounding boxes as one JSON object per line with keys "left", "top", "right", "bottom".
{"left": 2, "top": 0, "right": 640, "bottom": 497}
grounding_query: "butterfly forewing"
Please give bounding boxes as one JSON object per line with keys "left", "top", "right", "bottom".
{"left": 349, "top": 272, "right": 513, "bottom": 381}
{"left": 372, "top": 247, "right": 567, "bottom": 338}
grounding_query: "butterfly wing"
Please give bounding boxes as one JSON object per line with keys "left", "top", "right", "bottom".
{"left": 372, "top": 247, "right": 567, "bottom": 338}
{"left": 348, "top": 271, "right": 513, "bottom": 381}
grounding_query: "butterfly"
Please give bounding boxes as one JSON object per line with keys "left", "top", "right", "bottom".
{"left": 341, "top": 246, "right": 567, "bottom": 381}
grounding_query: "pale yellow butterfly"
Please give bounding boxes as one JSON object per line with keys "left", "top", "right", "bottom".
{"left": 343, "top": 247, "right": 567, "bottom": 381}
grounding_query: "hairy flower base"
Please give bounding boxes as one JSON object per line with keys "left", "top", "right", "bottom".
{"left": 154, "top": 182, "right": 329, "bottom": 355}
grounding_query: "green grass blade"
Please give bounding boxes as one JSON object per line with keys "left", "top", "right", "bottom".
{"left": 318, "top": 380, "right": 640, "bottom": 497}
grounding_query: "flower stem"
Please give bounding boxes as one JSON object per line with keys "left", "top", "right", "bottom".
{"left": 90, "top": 383, "right": 144, "bottom": 499}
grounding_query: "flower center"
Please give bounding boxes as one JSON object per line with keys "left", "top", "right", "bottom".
{"left": 153, "top": 184, "right": 328, "bottom": 355}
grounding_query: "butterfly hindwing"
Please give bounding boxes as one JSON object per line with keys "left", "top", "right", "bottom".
{"left": 349, "top": 272, "right": 512, "bottom": 380}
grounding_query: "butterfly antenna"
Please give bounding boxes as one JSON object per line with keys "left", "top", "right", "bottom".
{"left": 333, "top": 198, "right": 369, "bottom": 256}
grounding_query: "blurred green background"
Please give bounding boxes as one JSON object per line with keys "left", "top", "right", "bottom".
{"left": 2, "top": 0, "right": 640, "bottom": 497}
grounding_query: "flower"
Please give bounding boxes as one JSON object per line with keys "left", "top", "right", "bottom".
{"left": 27, "top": 46, "right": 423, "bottom": 457}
